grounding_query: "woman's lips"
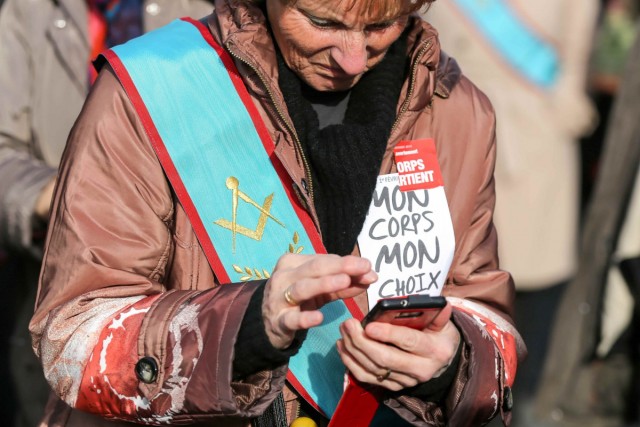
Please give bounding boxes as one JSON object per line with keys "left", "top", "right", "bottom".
{"left": 316, "top": 64, "right": 352, "bottom": 80}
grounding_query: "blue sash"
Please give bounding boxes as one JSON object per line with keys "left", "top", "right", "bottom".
{"left": 105, "top": 18, "right": 361, "bottom": 417}
{"left": 452, "top": 0, "right": 559, "bottom": 88}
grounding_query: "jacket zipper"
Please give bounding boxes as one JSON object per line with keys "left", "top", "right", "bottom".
{"left": 225, "top": 44, "right": 316, "bottom": 206}
{"left": 390, "top": 39, "right": 433, "bottom": 135}
{"left": 295, "top": 399, "right": 301, "bottom": 420}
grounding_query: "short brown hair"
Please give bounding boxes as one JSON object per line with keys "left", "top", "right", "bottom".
{"left": 242, "top": 0, "right": 436, "bottom": 20}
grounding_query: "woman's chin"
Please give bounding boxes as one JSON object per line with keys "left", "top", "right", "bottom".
{"left": 304, "top": 74, "right": 362, "bottom": 92}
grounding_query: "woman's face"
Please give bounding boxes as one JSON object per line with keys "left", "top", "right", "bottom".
{"left": 266, "top": 0, "right": 409, "bottom": 91}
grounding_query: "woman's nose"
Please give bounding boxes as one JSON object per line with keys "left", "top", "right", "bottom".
{"left": 330, "top": 32, "right": 368, "bottom": 76}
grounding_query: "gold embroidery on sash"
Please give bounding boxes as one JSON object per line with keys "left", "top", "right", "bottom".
{"left": 288, "top": 231, "right": 304, "bottom": 254}
{"left": 214, "top": 177, "right": 285, "bottom": 252}
{"left": 232, "top": 265, "right": 272, "bottom": 281}
{"left": 231, "top": 232, "right": 305, "bottom": 282}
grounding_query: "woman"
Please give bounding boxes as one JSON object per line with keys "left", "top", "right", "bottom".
{"left": 31, "top": 0, "right": 524, "bottom": 426}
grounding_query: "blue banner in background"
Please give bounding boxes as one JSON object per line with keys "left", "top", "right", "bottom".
{"left": 453, "top": 0, "right": 559, "bottom": 88}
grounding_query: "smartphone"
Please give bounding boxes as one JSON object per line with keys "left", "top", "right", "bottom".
{"left": 361, "top": 295, "right": 447, "bottom": 330}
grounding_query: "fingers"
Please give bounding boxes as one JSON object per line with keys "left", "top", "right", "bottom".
{"left": 426, "top": 302, "right": 453, "bottom": 332}
{"left": 262, "top": 254, "right": 377, "bottom": 350}
{"left": 337, "top": 340, "right": 416, "bottom": 391}
{"left": 337, "top": 322, "right": 420, "bottom": 391}
{"left": 274, "top": 253, "right": 377, "bottom": 288}
{"left": 270, "top": 254, "right": 377, "bottom": 309}
{"left": 280, "top": 309, "right": 324, "bottom": 333}
{"left": 338, "top": 317, "right": 460, "bottom": 387}
{"left": 282, "top": 273, "right": 351, "bottom": 306}
{"left": 366, "top": 320, "right": 460, "bottom": 370}
{"left": 263, "top": 289, "right": 327, "bottom": 349}
{"left": 342, "top": 319, "right": 434, "bottom": 382}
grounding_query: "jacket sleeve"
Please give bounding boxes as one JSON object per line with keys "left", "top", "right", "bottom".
{"left": 386, "top": 76, "right": 526, "bottom": 426}
{"left": 0, "top": 0, "right": 57, "bottom": 255}
{"left": 30, "top": 67, "right": 286, "bottom": 425}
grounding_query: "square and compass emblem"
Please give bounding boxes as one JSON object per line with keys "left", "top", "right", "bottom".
{"left": 213, "top": 176, "right": 304, "bottom": 281}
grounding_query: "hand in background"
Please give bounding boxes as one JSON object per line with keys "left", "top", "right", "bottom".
{"left": 34, "top": 178, "right": 56, "bottom": 221}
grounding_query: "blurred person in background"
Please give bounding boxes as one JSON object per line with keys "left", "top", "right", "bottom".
{"left": 0, "top": 1, "right": 214, "bottom": 425}
{"left": 0, "top": 0, "right": 13, "bottom": 421}
{"left": 580, "top": 0, "right": 638, "bottom": 211}
{"left": 534, "top": 21, "right": 640, "bottom": 427}
{"left": 423, "top": 1, "right": 599, "bottom": 426}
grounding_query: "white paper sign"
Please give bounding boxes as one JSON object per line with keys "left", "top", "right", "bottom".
{"left": 357, "top": 173, "right": 455, "bottom": 308}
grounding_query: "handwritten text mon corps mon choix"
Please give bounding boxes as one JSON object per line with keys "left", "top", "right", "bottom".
{"left": 366, "top": 183, "right": 441, "bottom": 299}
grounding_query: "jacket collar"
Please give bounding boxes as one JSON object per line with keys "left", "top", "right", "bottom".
{"left": 209, "top": 0, "right": 280, "bottom": 101}
{"left": 435, "top": 51, "right": 462, "bottom": 99}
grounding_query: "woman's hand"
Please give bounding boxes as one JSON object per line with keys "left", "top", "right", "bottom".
{"left": 262, "top": 253, "right": 378, "bottom": 349}
{"left": 336, "top": 302, "right": 461, "bottom": 391}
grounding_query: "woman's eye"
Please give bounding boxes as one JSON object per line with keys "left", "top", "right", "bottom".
{"left": 366, "top": 21, "right": 395, "bottom": 32}
{"left": 308, "top": 16, "right": 339, "bottom": 28}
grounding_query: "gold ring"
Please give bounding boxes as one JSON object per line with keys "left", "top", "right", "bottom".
{"left": 284, "top": 287, "right": 299, "bottom": 306}
{"left": 376, "top": 368, "right": 392, "bottom": 382}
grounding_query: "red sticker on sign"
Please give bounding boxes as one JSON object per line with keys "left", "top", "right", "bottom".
{"left": 394, "top": 139, "right": 443, "bottom": 191}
